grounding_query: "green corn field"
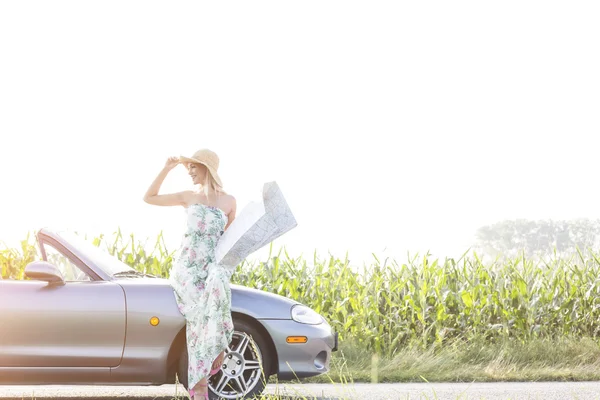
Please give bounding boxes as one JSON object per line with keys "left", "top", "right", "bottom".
{"left": 3, "top": 229, "right": 600, "bottom": 359}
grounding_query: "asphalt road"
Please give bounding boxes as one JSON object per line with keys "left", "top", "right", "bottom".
{"left": 2, "top": 382, "right": 600, "bottom": 400}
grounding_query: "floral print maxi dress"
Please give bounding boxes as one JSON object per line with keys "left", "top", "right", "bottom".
{"left": 169, "top": 203, "right": 234, "bottom": 393}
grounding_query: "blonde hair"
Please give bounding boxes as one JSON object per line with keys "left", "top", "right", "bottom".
{"left": 200, "top": 166, "right": 225, "bottom": 199}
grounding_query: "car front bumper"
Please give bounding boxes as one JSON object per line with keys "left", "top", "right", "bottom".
{"left": 258, "top": 319, "right": 337, "bottom": 380}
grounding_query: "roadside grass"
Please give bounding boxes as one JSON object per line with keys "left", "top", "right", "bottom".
{"left": 299, "top": 336, "right": 600, "bottom": 384}
{"left": 11, "top": 337, "right": 600, "bottom": 398}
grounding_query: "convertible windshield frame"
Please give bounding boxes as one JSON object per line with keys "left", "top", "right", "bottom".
{"left": 38, "top": 228, "right": 136, "bottom": 280}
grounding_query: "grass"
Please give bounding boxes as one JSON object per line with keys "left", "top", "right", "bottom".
{"left": 9, "top": 342, "right": 600, "bottom": 399}
{"left": 303, "top": 336, "right": 600, "bottom": 384}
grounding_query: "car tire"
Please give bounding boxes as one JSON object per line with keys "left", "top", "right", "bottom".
{"left": 178, "top": 317, "right": 273, "bottom": 400}
{"left": 176, "top": 333, "right": 189, "bottom": 391}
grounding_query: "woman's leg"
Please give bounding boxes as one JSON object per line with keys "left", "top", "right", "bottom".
{"left": 211, "top": 350, "right": 225, "bottom": 374}
{"left": 191, "top": 376, "right": 208, "bottom": 399}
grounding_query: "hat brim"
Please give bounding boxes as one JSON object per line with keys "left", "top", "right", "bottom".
{"left": 179, "top": 156, "right": 223, "bottom": 187}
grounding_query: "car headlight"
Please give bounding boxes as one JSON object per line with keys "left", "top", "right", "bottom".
{"left": 291, "top": 304, "right": 324, "bottom": 325}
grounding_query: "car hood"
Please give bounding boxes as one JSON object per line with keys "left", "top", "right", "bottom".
{"left": 114, "top": 277, "right": 299, "bottom": 320}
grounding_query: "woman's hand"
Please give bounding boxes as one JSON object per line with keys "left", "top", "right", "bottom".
{"left": 143, "top": 156, "right": 190, "bottom": 206}
{"left": 164, "top": 156, "right": 180, "bottom": 171}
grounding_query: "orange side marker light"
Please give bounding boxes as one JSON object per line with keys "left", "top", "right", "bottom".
{"left": 286, "top": 336, "right": 307, "bottom": 343}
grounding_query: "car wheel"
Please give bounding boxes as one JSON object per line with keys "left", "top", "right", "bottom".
{"left": 178, "top": 318, "right": 272, "bottom": 400}
{"left": 209, "top": 318, "right": 272, "bottom": 399}
{"left": 177, "top": 339, "right": 189, "bottom": 391}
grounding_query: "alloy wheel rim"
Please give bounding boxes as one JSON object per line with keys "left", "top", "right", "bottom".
{"left": 208, "top": 331, "right": 263, "bottom": 399}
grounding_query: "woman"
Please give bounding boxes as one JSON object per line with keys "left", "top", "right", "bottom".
{"left": 143, "top": 148, "right": 237, "bottom": 400}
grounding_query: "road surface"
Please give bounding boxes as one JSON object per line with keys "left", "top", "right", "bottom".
{"left": 2, "top": 382, "right": 600, "bottom": 399}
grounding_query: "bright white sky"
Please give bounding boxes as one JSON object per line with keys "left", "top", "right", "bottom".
{"left": 1, "top": 1, "right": 599, "bottom": 265}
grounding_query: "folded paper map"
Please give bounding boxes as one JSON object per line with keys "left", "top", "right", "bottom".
{"left": 215, "top": 181, "right": 298, "bottom": 268}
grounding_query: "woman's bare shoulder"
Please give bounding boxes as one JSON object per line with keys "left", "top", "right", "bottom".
{"left": 219, "top": 193, "right": 236, "bottom": 213}
{"left": 222, "top": 193, "right": 236, "bottom": 205}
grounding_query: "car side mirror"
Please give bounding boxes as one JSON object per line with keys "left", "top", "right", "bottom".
{"left": 25, "top": 261, "right": 65, "bottom": 285}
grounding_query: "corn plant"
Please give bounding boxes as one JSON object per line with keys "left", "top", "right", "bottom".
{"left": 0, "top": 232, "right": 38, "bottom": 280}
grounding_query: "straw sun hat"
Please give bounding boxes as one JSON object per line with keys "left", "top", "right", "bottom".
{"left": 179, "top": 148, "right": 223, "bottom": 187}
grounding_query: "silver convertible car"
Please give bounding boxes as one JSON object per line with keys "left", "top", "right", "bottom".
{"left": 0, "top": 228, "right": 338, "bottom": 399}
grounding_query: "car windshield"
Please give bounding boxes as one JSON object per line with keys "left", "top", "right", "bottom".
{"left": 56, "top": 231, "right": 135, "bottom": 276}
